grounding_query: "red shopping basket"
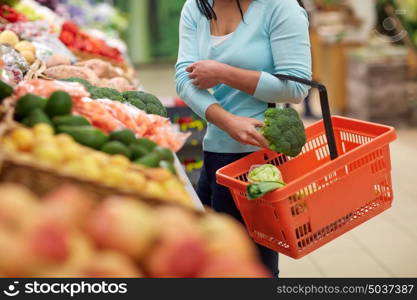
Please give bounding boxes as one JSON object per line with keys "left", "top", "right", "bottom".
{"left": 216, "top": 75, "right": 397, "bottom": 259}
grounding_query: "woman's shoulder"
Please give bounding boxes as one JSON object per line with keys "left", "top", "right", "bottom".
{"left": 181, "top": 0, "right": 204, "bottom": 22}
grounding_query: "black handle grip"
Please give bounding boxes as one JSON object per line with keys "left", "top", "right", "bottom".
{"left": 271, "top": 74, "right": 338, "bottom": 160}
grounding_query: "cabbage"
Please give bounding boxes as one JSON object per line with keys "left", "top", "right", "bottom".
{"left": 248, "top": 164, "right": 284, "bottom": 184}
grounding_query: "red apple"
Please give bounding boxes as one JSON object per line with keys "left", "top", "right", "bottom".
{"left": 82, "top": 251, "right": 143, "bottom": 278}
{"left": 86, "top": 197, "right": 156, "bottom": 260}
{"left": 40, "top": 184, "right": 96, "bottom": 229}
{"left": 199, "top": 213, "right": 258, "bottom": 262}
{"left": 0, "top": 183, "right": 38, "bottom": 232}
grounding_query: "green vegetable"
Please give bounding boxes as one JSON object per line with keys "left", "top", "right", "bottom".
{"left": 15, "top": 94, "right": 48, "bottom": 120}
{"left": 61, "top": 78, "right": 92, "bottom": 90}
{"left": 261, "top": 107, "right": 306, "bottom": 157}
{"left": 101, "top": 141, "right": 132, "bottom": 159}
{"left": 248, "top": 164, "right": 283, "bottom": 183}
{"left": 130, "top": 144, "right": 150, "bottom": 160}
{"left": 154, "top": 146, "right": 174, "bottom": 163}
{"left": 53, "top": 115, "right": 90, "bottom": 127}
{"left": 134, "top": 152, "right": 161, "bottom": 168}
{"left": 22, "top": 109, "right": 52, "bottom": 128}
{"left": 44, "top": 91, "right": 73, "bottom": 118}
{"left": 122, "top": 91, "right": 167, "bottom": 117}
{"left": 247, "top": 182, "right": 286, "bottom": 200}
{"left": 0, "top": 80, "right": 13, "bottom": 101}
{"left": 132, "top": 138, "right": 157, "bottom": 152}
{"left": 159, "top": 160, "right": 177, "bottom": 175}
{"left": 89, "top": 87, "right": 124, "bottom": 102}
{"left": 110, "top": 129, "right": 136, "bottom": 146}
{"left": 57, "top": 126, "right": 108, "bottom": 149}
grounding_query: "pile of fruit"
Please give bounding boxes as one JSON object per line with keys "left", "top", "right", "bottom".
{"left": 0, "top": 4, "right": 27, "bottom": 23}
{"left": 59, "top": 21, "right": 124, "bottom": 63}
{"left": 1, "top": 124, "right": 192, "bottom": 206}
{"left": 0, "top": 30, "right": 37, "bottom": 65}
{"left": 0, "top": 183, "right": 269, "bottom": 278}
{"left": 12, "top": 79, "right": 189, "bottom": 152}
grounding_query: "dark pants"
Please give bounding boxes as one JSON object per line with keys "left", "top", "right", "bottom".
{"left": 197, "top": 151, "right": 279, "bottom": 277}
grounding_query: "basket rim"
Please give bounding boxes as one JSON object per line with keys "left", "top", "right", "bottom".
{"left": 216, "top": 115, "right": 397, "bottom": 201}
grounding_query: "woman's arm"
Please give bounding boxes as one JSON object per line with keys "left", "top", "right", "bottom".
{"left": 188, "top": 0, "right": 312, "bottom": 103}
{"left": 206, "top": 104, "right": 269, "bottom": 148}
{"left": 175, "top": 1, "right": 219, "bottom": 121}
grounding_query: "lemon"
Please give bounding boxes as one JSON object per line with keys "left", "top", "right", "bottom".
{"left": 1, "top": 137, "right": 17, "bottom": 153}
{"left": 33, "top": 124, "right": 54, "bottom": 137}
{"left": 33, "top": 144, "right": 62, "bottom": 166}
{"left": 55, "top": 134, "right": 75, "bottom": 146}
{"left": 102, "top": 165, "right": 126, "bottom": 187}
{"left": 61, "top": 143, "right": 81, "bottom": 162}
{"left": 109, "top": 154, "right": 131, "bottom": 167}
{"left": 124, "top": 171, "right": 146, "bottom": 191}
{"left": 11, "top": 128, "right": 35, "bottom": 152}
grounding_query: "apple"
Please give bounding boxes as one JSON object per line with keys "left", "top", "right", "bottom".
{"left": 81, "top": 251, "right": 143, "bottom": 278}
{"left": 0, "top": 228, "right": 32, "bottom": 276}
{"left": 145, "top": 206, "right": 207, "bottom": 277}
{"left": 34, "top": 232, "right": 95, "bottom": 278}
{"left": 40, "top": 184, "right": 96, "bottom": 229}
{"left": 0, "top": 184, "right": 38, "bottom": 232}
{"left": 199, "top": 213, "right": 257, "bottom": 262}
{"left": 86, "top": 197, "right": 157, "bottom": 261}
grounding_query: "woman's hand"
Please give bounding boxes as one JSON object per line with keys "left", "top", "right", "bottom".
{"left": 186, "top": 60, "right": 225, "bottom": 90}
{"left": 225, "top": 115, "right": 270, "bottom": 148}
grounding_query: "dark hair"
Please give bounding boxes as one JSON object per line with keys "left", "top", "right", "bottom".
{"left": 196, "top": 0, "right": 305, "bottom": 20}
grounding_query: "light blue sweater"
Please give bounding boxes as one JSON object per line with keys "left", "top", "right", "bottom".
{"left": 176, "top": 0, "right": 312, "bottom": 153}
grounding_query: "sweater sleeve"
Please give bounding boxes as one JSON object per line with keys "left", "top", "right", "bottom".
{"left": 175, "top": 1, "right": 218, "bottom": 121}
{"left": 254, "top": 0, "right": 312, "bottom": 104}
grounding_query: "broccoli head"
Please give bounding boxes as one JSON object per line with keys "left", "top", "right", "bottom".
{"left": 61, "top": 77, "right": 93, "bottom": 90}
{"left": 122, "top": 91, "right": 167, "bottom": 117}
{"left": 89, "top": 87, "right": 124, "bottom": 102}
{"left": 261, "top": 107, "right": 306, "bottom": 157}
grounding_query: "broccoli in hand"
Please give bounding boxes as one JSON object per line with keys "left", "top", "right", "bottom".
{"left": 261, "top": 107, "right": 306, "bottom": 157}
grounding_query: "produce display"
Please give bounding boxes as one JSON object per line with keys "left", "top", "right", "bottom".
{"left": 0, "top": 183, "right": 269, "bottom": 278}
{"left": 0, "top": 30, "right": 36, "bottom": 64}
{"left": 261, "top": 107, "right": 307, "bottom": 157}
{"left": 11, "top": 79, "right": 189, "bottom": 151}
{"left": 1, "top": 124, "right": 191, "bottom": 206}
{"left": 59, "top": 21, "right": 124, "bottom": 63}
{"left": 0, "top": 0, "right": 272, "bottom": 279}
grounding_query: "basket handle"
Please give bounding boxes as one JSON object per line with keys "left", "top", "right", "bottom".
{"left": 271, "top": 74, "right": 338, "bottom": 160}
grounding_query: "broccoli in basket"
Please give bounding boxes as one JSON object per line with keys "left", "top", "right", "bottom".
{"left": 89, "top": 87, "right": 125, "bottom": 102}
{"left": 261, "top": 107, "right": 307, "bottom": 157}
{"left": 122, "top": 91, "right": 168, "bottom": 117}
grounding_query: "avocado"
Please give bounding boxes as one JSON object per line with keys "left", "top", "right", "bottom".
{"left": 44, "top": 91, "right": 73, "bottom": 118}
{"left": 0, "top": 80, "right": 13, "bottom": 101}
{"left": 57, "top": 126, "right": 108, "bottom": 149}
{"left": 134, "top": 152, "right": 161, "bottom": 168}
{"left": 133, "top": 138, "right": 157, "bottom": 152}
{"left": 154, "top": 146, "right": 174, "bottom": 163}
{"left": 159, "top": 160, "right": 177, "bottom": 175}
{"left": 130, "top": 143, "right": 150, "bottom": 160}
{"left": 53, "top": 115, "right": 90, "bottom": 127}
{"left": 21, "top": 109, "right": 52, "bottom": 128}
{"left": 15, "top": 94, "right": 48, "bottom": 120}
{"left": 101, "top": 141, "right": 132, "bottom": 159}
{"left": 109, "top": 129, "right": 136, "bottom": 146}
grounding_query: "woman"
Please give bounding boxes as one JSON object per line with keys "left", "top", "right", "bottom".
{"left": 176, "top": 0, "right": 311, "bottom": 277}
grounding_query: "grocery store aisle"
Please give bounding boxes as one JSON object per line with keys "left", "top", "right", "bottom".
{"left": 139, "top": 64, "right": 417, "bottom": 278}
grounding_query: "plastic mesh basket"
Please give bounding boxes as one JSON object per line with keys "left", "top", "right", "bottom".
{"left": 216, "top": 75, "right": 397, "bottom": 259}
